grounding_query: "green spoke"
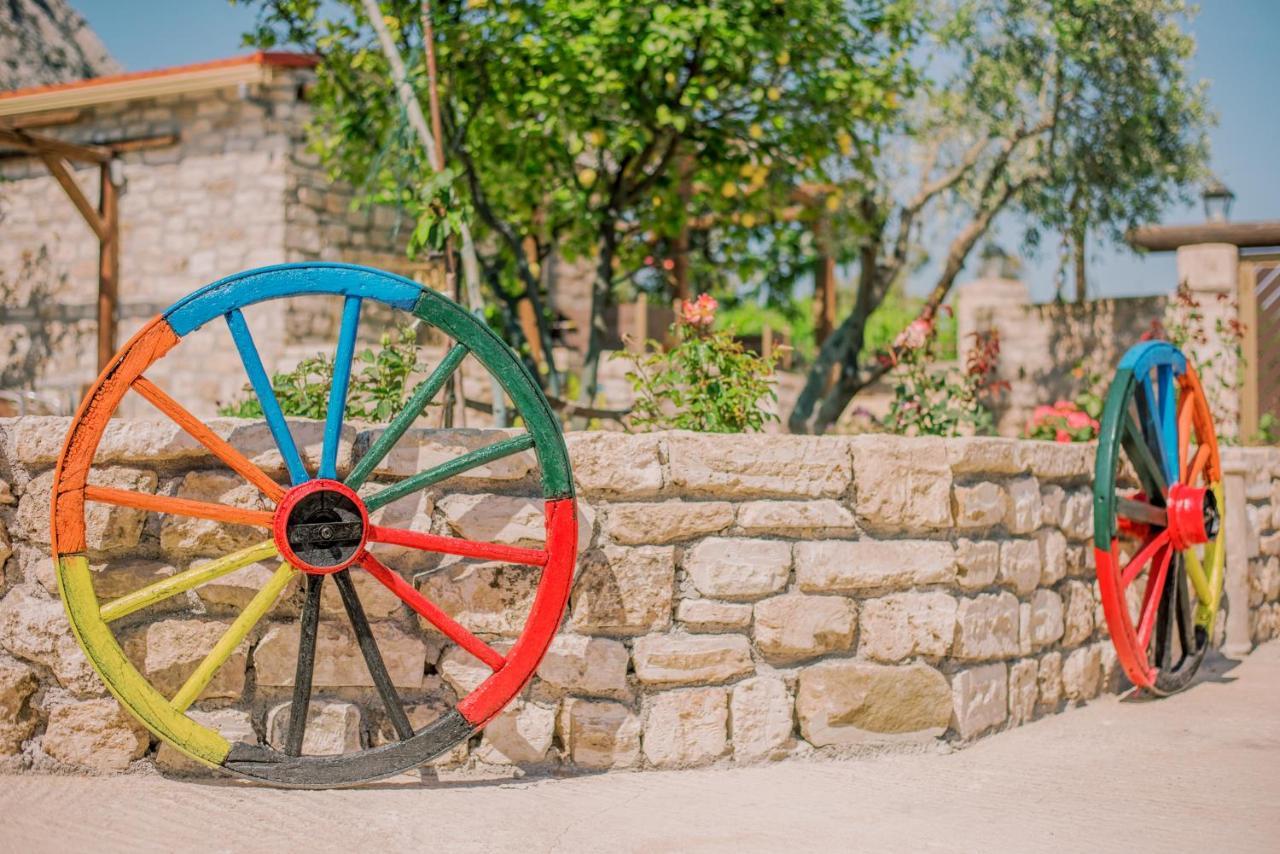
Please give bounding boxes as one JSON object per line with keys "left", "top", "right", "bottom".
{"left": 1122, "top": 411, "right": 1168, "bottom": 499}
{"left": 345, "top": 344, "right": 468, "bottom": 491}
{"left": 365, "top": 433, "right": 536, "bottom": 511}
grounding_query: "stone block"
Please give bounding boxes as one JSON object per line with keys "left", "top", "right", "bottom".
{"left": 1038, "top": 651, "right": 1063, "bottom": 707}
{"left": 1027, "top": 590, "right": 1064, "bottom": 651}
{"left": 558, "top": 699, "right": 642, "bottom": 769}
{"left": 676, "top": 599, "right": 753, "bottom": 633}
{"left": 752, "top": 593, "right": 856, "bottom": 663}
{"left": 124, "top": 618, "right": 247, "bottom": 702}
{"left": 0, "top": 584, "right": 100, "bottom": 696}
{"left": 955, "top": 539, "right": 999, "bottom": 591}
{"left": 160, "top": 470, "right": 271, "bottom": 558}
{"left": 850, "top": 435, "right": 952, "bottom": 531}
{"left": 946, "top": 437, "right": 1027, "bottom": 475}
{"left": 1062, "top": 580, "right": 1094, "bottom": 646}
{"left": 265, "top": 700, "right": 362, "bottom": 755}
{"left": 194, "top": 559, "right": 301, "bottom": 617}
{"left": 476, "top": 700, "right": 557, "bottom": 765}
{"left": 952, "top": 592, "right": 1020, "bottom": 661}
{"left": 1004, "top": 476, "right": 1041, "bottom": 534}
{"left": 565, "top": 431, "right": 663, "bottom": 497}
{"left": 1062, "top": 644, "right": 1102, "bottom": 701}
{"left": 254, "top": 620, "right": 426, "bottom": 689}
{"left": 952, "top": 482, "right": 1007, "bottom": 529}
{"left": 417, "top": 559, "right": 539, "bottom": 638}
{"left": 667, "top": 432, "right": 852, "bottom": 498}
{"left": 858, "top": 591, "right": 956, "bottom": 662}
{"left": 642, "top": 687, "right": 729, "bottom": 768}
{"left": 0, "top": 654, "right": 38, "bottom": 754}
{"left": 632, "top": 634, "right": 753, "bottom": 687}
{"left": 795, "top": 540, "right": 956, "bottom": 594}
{"left": 950, "top": 663, "right": 1008, "bottom": 739}
{"left": 683, "top": 538, "right": 791, "bottom": 601}
{"left": 357, "top": 427, "right": 535, "bottom": 484}
{"left": 1020, "top": 442, "right": 1092, "bottom": 480}
{"left": 570, "top": 545, "right": 675, "bottom": 635}
{"left": 606, "top": 500, "right": 734, "bottom": 545}
{"left": 536, "top": 634, "right": 630, "bottom": 700}
{"left": 999, "top": 540, "right": 1041, "bottom": 595}
{"left": 1040, "top": 484, "right": 1066, "bottom": 528}
{"left": 19, "top": 467, "right": 156, "bottom": 551}
{"left": 42, "top": 698, "right": 148, "bottom": 772}
{"left": 1037, "top": 529, "right": 1068, "bottom": 587}
{"left": 730, "top": 676, "right": 793, "bottom": 762}
{"left": 1008, "top": 659, "right": 1038, "bottom": 726}
{"left": 796, "top": 660, "right": 951, "bottom": 745}
{"left": 1061, "top": 490, "right": 1093, "bottom": 541}
{"left": 735, "top": 500, "right": 857, "bottom": 537}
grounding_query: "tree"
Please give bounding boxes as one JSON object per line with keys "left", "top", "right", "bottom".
{"left": 238, "top": 0, "right": 917, "bottom": 407}
{"left": 787, "top": 0, "right": 1209, "bottom": 434}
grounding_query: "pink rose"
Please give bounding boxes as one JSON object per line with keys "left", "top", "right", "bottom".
{"left": 1055, "top": 429, "right": 1071, "bottom": 443}
{"left": 1065, "top": 410, "right": 1092, "bottom": 429}
{"left": 680, "top": 293, "right": 719, "bottom": 327}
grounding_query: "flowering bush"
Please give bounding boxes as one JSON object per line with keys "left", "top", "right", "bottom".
{"left": 881, "top": 312, "right": 1007, "bottom": 437}
{"left": 614, "top": 293, "right": 778, "bottom": 433}
{"left": 1025, "top": 399, "right": 1099, "bottom": 443}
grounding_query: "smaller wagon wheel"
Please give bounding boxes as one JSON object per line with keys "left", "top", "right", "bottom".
{"left": 50, "top": 263, "right": 577, "bottom": 787}
{"left": 1093, "top": 340, "right": 1225, "bottom": 695}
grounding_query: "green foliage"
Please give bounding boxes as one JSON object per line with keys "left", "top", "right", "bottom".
{"left": 715, "top": 297, "right": 815, "bottom": 360}
{"left": 614, "top": 295, "right": 778, "bottom": 433}
{"left": 218, "top": 325, "right": 424, "bottom": 421}
{"left": 1254, "top": 413, "right": 1278, "bottom": 447}
{"left": 883, "top": 322, "right": 1003, "bottom": 437}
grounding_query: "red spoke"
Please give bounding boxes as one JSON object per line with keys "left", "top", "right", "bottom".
{"left": 367, "top": 525, "right": 548, "bottom": 567}
{"left": 85, "top": 485, "right": 273, "bottom": 528}
{"left": 1120, "top": 529, "right": 1171, "bottom": 588}
{"left": 1136, "top": 544, "right": 1174, "bottom": 649}
{"left": 358, "top": 552, "right": 505, "bottom": 671}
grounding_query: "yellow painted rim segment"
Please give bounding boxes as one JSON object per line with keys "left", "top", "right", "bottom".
{"left": 171, "top": 561, "right": 295, "bottom": 712}
{"left": 100, "top": 539, "right": 279, "bottom": 623}
{"left": 56, "top": 555, "right": 230, "bottom": 767}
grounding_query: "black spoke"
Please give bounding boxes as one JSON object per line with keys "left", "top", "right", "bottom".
{"left": 333, "top": 568, "right": 414, "bottom": 741}
{"left": 1173, "top": 555, "right": 1197, "bottom": 654}
{"left": 285, "top": 573, "right": 324, "bottom": 756}
{"left": 1153, "top": 563, "right": 1177, "bottom": 671}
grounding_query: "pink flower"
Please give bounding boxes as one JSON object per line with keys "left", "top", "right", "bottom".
{"left": 1053, "top": 399, "right": 1074, "bottom": 411}
{"left": 680, "top": 293, "right": 719, "bottom": 327}
{"left": 1032, "top": 405, "right": 1055, "bottom": 421}
{"left": 894, "top": 318, "right": 932, "bottom": 351}
{"left": 1065, "top": 410, "right": 1092, "bottom": 429}
{"left": 1055, "top": 429, "right": 1071, "bottom": 443}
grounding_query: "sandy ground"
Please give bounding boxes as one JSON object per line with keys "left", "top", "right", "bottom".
{"left": 1, "top": 642, "right": 1277, "bottom": 854}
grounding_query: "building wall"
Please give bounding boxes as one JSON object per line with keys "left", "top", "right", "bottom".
{"left": 0, "top": 69, "right": 426, "bottom": 417}
{"left": 0, "top": 422, "right": 1276, "bottom": 776}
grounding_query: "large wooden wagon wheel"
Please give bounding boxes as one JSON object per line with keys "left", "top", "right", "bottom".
{"left": 1093, "top": 340, "right": 1224, "bottom": 695}
{"left": 50, "top": 263, "right": 577, "bottom": 786}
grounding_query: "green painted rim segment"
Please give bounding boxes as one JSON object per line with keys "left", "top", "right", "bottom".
{"left": 57, "top": 555, "right": 231, "bottom": 768}
{"left": 412, "top": 291, "right": 573, "bottom": 500}
{"left": 1093, "top": 367, "right": 1136, "bottom": 551}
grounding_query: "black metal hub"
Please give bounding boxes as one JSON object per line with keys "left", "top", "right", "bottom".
{"left": 285, "top": 489, "right": 366, "bottom": 570}
{"left": 1202, "top": 489, "right": 1220, "bottom": 539}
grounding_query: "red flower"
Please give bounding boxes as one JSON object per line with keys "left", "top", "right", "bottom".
{"left": 679, "top": 293, "right": 719, "bottom": 327}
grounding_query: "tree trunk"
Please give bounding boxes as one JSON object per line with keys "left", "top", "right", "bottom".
{"left": 576, "top": 228, "right": 617, "bottom": 426}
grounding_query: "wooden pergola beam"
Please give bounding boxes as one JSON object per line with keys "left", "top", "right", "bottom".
{"left": 1128, "top": 221, "right": 1280, "bottom": 252}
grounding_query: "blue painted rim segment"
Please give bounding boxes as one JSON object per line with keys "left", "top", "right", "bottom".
{"left": 320, "top": 296, "right": 362, "bottom": 480}
{"left": 225, "top": 308, "right": 311, "bottom": 486}
{"left": 165, "top": 263, "right": 423, "bottom": 337}
{"left": 1117, "top": 340, "right": 1186, "bottom": 484}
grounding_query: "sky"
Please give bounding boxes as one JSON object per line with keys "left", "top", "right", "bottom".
{"left": 72, "top": 0, "right": 1280, "bottom": 303}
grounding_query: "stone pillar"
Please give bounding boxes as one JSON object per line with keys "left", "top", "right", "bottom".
{"left": 1220, "top": 451, "right": 1253, "bottom": 656}
{"left": 1174, "top": 243, "right": 1242, "bottom": 442}
{"left": 954, "top": 275, "right": 1030, "bottom": 350}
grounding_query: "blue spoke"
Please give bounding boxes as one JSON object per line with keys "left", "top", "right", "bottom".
{"left": 226, "top": 308, "right": 310, "bottom": 486}
{"left": 1136, "top": 372, "right": 1169, "bottom": 483}
{"left": 321, "top": 296, "right": 362, "bottom": 480}
{"left": 1155, "top": 364, "right": 1179, "bottom": 482}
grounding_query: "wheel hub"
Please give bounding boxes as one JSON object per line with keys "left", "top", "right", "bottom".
{"left": 274, "top": 480, "right": 369, "bottom": 574}
{"left": 1166, "top": 482, "right": 1217, "bottom": 550}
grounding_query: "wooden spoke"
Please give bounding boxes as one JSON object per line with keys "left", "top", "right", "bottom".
{"left": 171, "top": 562, "right": 294, "bottom": 712}
{"left": 1183, "top": 545, "right": 1214, "bottom": 605}
{"left": 368, "top": 525, "right": 548, "bottom": 567}
{"left": 1120, "top": 529, "right": 1171, "bottom": 588}
{"left": 364, "top": 434, "right": 536, "bottom": 511}
{"left": 358, "top": 553, "right": 505, "bottom": 671}
{"left": 1185, "top": 444, "right": 1210, "bottom": 486}
{"left": 1177, "top": 394, "right": 1193, "bottom": 483}
{"left": 132, "top": 376, "right": 286, "bottom": 502}
{"left": 1136, "top": 545, "right": 1174, "bottom": 650}
{"left": 85, "top": 485, "right": 273, "bottom": 528}
{"left": 1121, "top": 412, "right": 1168, "bottom": 499}
{"left": 1172, "top": 556, "right": 1196, "bottom": 654}
{"left": 1116, "top": 496, "right": 1168, "bottom": 529}
{"left": 345, "top": 344, "right": 469, "bottom": 491}
{"left": 1153, "top": 566, "right": 1176, "bottom": 671}
{"left": 100, "top": 539, "right": 278, "bottom": 623}
{"left": 333, "top": 569, "right": 413, "bottom": 742}
{"left": 284, "top": 573, "right": 323, "bottom": 757}
{"left": 226, "top": 308, "right": 309, "bottom": 486}
{"left": 320, "top": 296, "right": 362, "bottom": 481}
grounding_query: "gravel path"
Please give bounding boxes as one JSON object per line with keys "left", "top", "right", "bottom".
{"left": 2, "top": 642, "right": 1277, "bottom": 853}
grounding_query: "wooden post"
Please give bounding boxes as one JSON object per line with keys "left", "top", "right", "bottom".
{"left": 1237, "top": 258, "right": 1262, "bottom": 443}
{"left": 630, "top": 292, "right": 648, "bottom": 353}
{"left": 97, "top": 160, "right": 120, "bottom": 372}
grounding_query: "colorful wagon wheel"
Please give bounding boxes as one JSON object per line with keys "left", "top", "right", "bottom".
{"left": 50, "top": 263, "right": 577, "bottom": 787}
{"left": 1093, "top": 340, "right": 1224, "bottom": 695}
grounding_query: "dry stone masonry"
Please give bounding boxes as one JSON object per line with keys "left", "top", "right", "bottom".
{"left": 0, "top": 418, "right": 1277, "bottom": 777}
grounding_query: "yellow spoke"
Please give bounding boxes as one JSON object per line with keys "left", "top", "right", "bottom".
{"left": 1183, "top": 546, "right": 1213, "bottom": 605}
{"left": 171, "top": 562, "right": 295, "bottom": 712}
{"left": 100, "top": 540, "right": 278, "bottom": 624}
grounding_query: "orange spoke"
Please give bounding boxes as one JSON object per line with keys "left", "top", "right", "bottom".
{"left": 132, "top": 376, "right": 286, "bottom": 502}
{"left": 358, "top": 552, "right": 505, "bottom": 671}
{"left": 1176, "top": 393, "right": 1193, "bottom": 483}
{"left": 1136, "top": 544, "right": 1174, "bottom": 649}
{"left": 1186, "top": 444, "right": 1210, "bottom": 486}
{"left": 85, "top": 485, "right": 273, "bottom": 528}
{"left": 1120, "top": 529, "right": 1171, "bottom": 588}
{"left": 368, "top": 525, "right": 548, "bottom": 567}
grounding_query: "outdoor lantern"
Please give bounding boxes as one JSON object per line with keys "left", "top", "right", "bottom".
{"left": 1202, "top": 175, "right": 1235, "bottom": 223}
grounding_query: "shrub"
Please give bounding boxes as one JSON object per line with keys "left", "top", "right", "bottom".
{"left": 1025, "top": 400, "right": 1099, "bottom": 443}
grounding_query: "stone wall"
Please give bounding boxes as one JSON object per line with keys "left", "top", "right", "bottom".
{"left": 0, "top": 420, "right": 1277, "bottom": 777}
{"left": 0, "top": 69, "right": 427, "bottom": 416}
